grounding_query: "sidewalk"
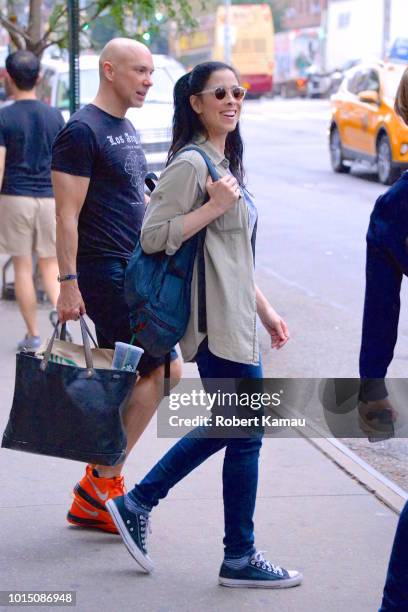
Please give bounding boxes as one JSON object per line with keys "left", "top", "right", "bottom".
{"left": 0, "top": 298, "right": 400, "bottom": 612}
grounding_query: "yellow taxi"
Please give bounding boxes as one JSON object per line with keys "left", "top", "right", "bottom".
{"left": 329, "top": 61, "right": 408, "bottom": 184}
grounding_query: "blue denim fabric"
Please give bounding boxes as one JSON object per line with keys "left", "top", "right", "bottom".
{"left": 128, "top": 340, "right": 264, "bottom": 558}
{"left": 379, "top": 500, "right": 408, "bottom": 611}
{"left": 360, "top": 173, "right": 408, "bottom": 379}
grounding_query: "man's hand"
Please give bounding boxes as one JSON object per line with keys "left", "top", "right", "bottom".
{"left": 259, "top": 306, "right": 290, "bottom": 350}
{"left": 57, "top": 281, "right": 86, "bottom": 322}
{"left": 358, "top": 398, "right": 398, "bottom": 438}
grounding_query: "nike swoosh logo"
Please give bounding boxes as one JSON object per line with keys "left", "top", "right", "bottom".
{"left": 74, "top": 500, "right": 99, "bottom": 517}
{"left": 87, "top": 476, "right": 109, "bottom": 502}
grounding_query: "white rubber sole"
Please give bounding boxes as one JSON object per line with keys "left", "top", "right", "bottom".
{"left": 218, "top": 572, "right": 303, "bottom": 589}
{"left": 105, "top": 499, "right": 154, "bottom": 573}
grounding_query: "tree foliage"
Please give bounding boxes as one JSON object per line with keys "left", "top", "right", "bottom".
{"left": 0, "top": 0, "right": 197, "bottom": 56}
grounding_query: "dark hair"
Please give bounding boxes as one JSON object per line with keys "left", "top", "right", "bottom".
{"left": 395, "top": 67, "right": 408, "bottom": 125}
{"left": 6, "top": 50, "right": 40, "bottom": 91}
{"left": 167, "top": 61, "right": 245, "bottom": 185}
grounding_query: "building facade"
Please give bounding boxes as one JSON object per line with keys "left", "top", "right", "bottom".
{"left": 281, "top": 0, "right": 328, "bottom": 30}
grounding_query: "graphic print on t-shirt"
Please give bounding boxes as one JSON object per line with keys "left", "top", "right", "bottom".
{"left": 124, "top": 150, "right": 146, "bottom": 188}
{"left": 52, "top": 104, "right": 147, "bottom": 259}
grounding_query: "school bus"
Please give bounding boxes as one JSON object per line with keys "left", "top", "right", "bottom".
{"left": 170, "top": 4, "right": 275, "bottom": 95}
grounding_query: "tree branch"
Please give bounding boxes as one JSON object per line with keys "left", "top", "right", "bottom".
{"left": 0, "top": 11, "right": 33, "bottom": 41}
{"left": 41, "top": 0, "right": 109, "bottom": 45}
{"left": 81, "top": 0, "right": 112, "bottom": 21}
{"left": 40, "top": 36, "right": 67, "bottom": 53}
{"left": 42, "top": 4, "right": 68, "bottom": 41}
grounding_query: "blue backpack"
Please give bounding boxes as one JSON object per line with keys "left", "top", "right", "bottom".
{"left": 124, "top": 146, "right": 219, "bottom": 381}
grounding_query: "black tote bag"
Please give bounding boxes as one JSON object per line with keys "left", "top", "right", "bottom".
{"left": 2, "top": 317, "right": 134, "bottom": 466}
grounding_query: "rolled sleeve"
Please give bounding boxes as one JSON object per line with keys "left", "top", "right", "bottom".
{"left": 141, "top": 156, "right": 200, "bottom": 255}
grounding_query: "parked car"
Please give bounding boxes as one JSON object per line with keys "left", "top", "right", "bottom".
{"left": 37, "top": 53, "right": 185, "bottom": 172}
{"left": 306, "top": 65, "right": 332, "bottom": 98}
{"left": 306, "top": 59, "right": 360, "bottom": 98}
{"left": 329, "top": 61, "right": 408, "bottom": 184}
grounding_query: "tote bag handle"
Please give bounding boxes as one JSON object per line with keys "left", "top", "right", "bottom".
{"left": 41, "top": 315, "right": 95, "bottom": 377}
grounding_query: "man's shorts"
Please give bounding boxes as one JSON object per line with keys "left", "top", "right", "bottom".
{"left": 77, "top": 257, "right": 178, "bottom": 378}
{"left": 0, "top": 194, "right": 56, "bottom": 257}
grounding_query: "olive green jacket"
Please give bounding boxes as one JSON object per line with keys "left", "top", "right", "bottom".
{"left": 140, "top": 137, "right": 259, "bottom": 364}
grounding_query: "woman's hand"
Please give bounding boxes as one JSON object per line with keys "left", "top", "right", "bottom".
{"left": 260, "top": 306, "right": 290, "bottom": 350}
{"left": 206, "top": 174, "right": 240, "bottom": 217}
{"left": 255, "top": 286, "right": 289, "bottom": 350}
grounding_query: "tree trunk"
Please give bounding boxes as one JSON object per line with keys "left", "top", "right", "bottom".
{"left": 26, "top": 0, "right": 43, "bottom": 52}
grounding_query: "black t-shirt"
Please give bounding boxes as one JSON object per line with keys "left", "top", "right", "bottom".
{"left": 0, "top": 100, "right": 64, "bottom": 197}
{"left": 51, "top": 104, "right": 146, "bottom": 260}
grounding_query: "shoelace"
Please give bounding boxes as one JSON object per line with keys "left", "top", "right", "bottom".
{"left": 139, "top": 514, "right": 152, "bottom": 548}
{"left": 251, "top": 551, "right": 284, "bottom": 576}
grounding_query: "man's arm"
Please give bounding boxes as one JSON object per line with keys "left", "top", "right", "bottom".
{"left": 52, "top": 170, "right": 90, "bottom": 322}
{"left": 0, "top": 146, "right": 6, "bottom": 189}
{"left": 359, "top": 240, "right": 403, "bottom": 379}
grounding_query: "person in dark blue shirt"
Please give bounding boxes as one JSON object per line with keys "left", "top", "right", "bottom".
{"left": 358, "top": 66, "right": 408, "bottom": 611}
{"left": 379, "top": 500, "right": 408, "bottom": 611}
{"left": 0, "top": 51, "right": 64, "bottom": 350}
{"left": 359, "top": 172, "right": 408, "bottom": 381}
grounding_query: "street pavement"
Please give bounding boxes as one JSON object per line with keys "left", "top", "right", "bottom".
{"left": 242, "top": 98, "right": 408, "bottom": 378}
{"left": 0, "top": 297, "right": 400, "bottom": 612}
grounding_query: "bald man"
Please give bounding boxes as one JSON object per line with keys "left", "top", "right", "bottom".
{"left": 51, "top": 38, "right": 182, "bottom": 534}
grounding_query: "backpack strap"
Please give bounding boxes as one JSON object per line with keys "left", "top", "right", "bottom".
{"left": 164, "top": 352, "right": 171, "bottom": 397}
{"left": 175, "top": 146, "right": 220, "bottom": 335}
{"left": 196, "top": 229, "right": 207, "bottom": 333}
{"left": 178, "top": 145, "right": 220, "bottom": 182}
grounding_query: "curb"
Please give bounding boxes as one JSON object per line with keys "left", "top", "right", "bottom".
{"left": 306, "top": 436, "right": 407, "bottom": 514}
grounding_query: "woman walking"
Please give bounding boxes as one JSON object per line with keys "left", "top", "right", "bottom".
{"left": 107, "top": 61, "right": 302, "bottom": 589}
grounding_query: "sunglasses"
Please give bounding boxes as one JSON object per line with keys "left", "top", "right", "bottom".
{"left": 197, "top": 86, "right": 246, "bottom": 101}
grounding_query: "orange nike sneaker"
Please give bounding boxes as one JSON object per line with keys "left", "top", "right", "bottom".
{"left": 67, "top": 465, "right": 125, "bottom": 534}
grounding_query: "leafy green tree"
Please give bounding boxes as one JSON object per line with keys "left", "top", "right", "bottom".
{"left": 0, "top": 0, "right": 196, "bottom": 56}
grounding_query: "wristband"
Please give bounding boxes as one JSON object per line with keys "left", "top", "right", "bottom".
{"left": 57, "top": 274, "right": 78, "bottom": 283}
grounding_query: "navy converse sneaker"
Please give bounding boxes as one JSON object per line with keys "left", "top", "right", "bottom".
{"left": 219, "top": 551, "right": 302, "bottom": 588}
{"left": 106, "top": 495, "right": 154, "bottom": 573}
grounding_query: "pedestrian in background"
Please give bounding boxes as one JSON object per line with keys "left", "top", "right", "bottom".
{"left": 0, "top": 50, "right": 64, "bottom": 350}
{"left": 107, "top": 62, "right": 302, "bottom": 589}
{"left": 52, "top": 39, "right": 182, "bottom": 535}
{"left": 379, "top": 499, "right": 408, "bottom": 611}
{"left": 359, "top": 66, "right": 408, "bottom": 611}
{"left": 359, "top": 66, "right": 408, "bottom": 385}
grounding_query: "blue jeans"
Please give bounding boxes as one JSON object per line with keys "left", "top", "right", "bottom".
{"left": 128, "top": 340, "right": 264, "bottom": 558}
{"left": 379, "top": 500, "right": 408, "bottom": 611}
